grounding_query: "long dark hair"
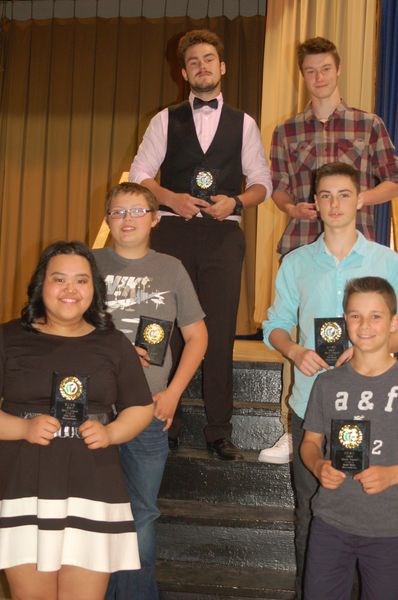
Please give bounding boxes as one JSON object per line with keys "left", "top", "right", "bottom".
{"left": 21, "top": 241, "right": 114, "bottom": 332}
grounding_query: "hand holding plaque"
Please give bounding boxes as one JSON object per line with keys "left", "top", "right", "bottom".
{"left": 315, "top": 317, "right": 349, "bottom": 366}
{"left": 191, "top": 167, "right": 219, "bottom": 218}
{"left": 135, "top": 316, "right": 173, "bottom": 366}
{"left": 51, "top": 372, "right": 88, "bottom": 427}
{"left": 331, "top": 419, "right": 370, "bottom": 475}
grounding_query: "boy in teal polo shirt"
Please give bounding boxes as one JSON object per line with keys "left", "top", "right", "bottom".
{"left": 262, "top": 161, "right": 398, "bottom": 597}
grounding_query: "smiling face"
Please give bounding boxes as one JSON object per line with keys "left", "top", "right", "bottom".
{"left": 42, "top": 254, "right": 94, "bottom": 327}
{"left": 315, "top": 174, "right": 363, "bottom": 231}
{"left": 301, "top": 52, "right": 341, "bottom": 101}
{"left": 181, "top": 42, "right": 225, "bottom": 97}
{"left": 106, "top": 191, "right": 158, "bottom": 258}
{"left": 345, "top": 291, "right": 398, "bottom": 355}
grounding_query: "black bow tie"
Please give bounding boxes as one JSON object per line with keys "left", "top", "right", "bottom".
{"left": 193, "top": 97, "right": 218, "bottom": 110}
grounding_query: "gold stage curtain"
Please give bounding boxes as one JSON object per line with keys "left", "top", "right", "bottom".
{"left": 254, "top": 0, "right": 378, "bottom": 324}
{"left": 0, "top": 15, "right": 265, "bottom": 327}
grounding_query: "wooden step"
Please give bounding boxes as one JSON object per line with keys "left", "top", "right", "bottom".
{"left": 158, "top": 499, "right": 295, "bottom": 570}
{"left": 158, "top": 560, "right": 295, "bottom": 599}
{"left": 160, "top": 449, "right": 294, "bottom": 508}
{"left": 178, "top": 399, "right": 284, "bottom": 451}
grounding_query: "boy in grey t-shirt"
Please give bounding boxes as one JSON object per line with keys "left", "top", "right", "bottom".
{"left": 94, "top": 182, "right": 207, "bottom": 600}
{"left": 302, "top": 276, "right": 398, "bottom": 599}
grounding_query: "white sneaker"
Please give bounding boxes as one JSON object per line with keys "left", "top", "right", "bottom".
{"left": 258, "top": 432, "right": 293, "bottom": 464}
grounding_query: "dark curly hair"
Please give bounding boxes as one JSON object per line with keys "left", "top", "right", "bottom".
{"left": 177, "top": 29, "right": 224, "bottom": 67}
{"left": 21, "top": 241, "right": 114, "bottom": 332}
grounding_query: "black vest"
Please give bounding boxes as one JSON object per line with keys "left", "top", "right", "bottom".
{"left": 159, "top": 101, "right": 244, "bottom": 212}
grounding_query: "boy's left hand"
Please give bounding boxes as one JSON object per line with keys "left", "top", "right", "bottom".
{"left": 153, "top": 388, "right": 180, "bottom": 431}
{"left": 354, "top": 465, "right": 398, "bottom": 494}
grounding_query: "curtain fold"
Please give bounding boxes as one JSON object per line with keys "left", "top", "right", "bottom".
{"left": 0, "top": 15, "right": 265, "bottom": 326}
{"left": 255, "top": 0, "right": 378, "bottom": 324}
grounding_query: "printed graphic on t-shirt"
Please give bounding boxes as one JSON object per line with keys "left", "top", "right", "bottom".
{"left": 332, "top": 385, "right": 398, "bottom": 458}
{"left": 103, "top": 274, "right": 171, "bottom": 337}
{"left": 334, "top": 386, "right": 398, "bottom": 415}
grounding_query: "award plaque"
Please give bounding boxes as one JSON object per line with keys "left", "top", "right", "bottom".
{"left": 190, "top": 167, "right": 219, "bottom": 218}
{"left": 135, "top": 316, "right": 173, "bottom": 366}
{"left": 314, "top": 317, "right": 348, "bottom": 366}
{"left": 51, "top": 373, "right": 88, "bottom": 427}
{"left": 331, "top": 419, "right": 370, "bottom": 475}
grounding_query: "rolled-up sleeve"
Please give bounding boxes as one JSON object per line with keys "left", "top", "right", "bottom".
{"left": 129, "top": 109, "right": 169, "bottom": 183}
{"left": 242, "top": 114, "right": 272, "bottom": 197}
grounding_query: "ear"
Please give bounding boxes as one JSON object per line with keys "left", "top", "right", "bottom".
{"left": 390, "top": 314, "right": 398, "bottom": 333}
{"left": 314, "top": 195, "right": 320, "bottom": 211}
{"left": 357, "top": 192, "right": 365, "bottom": 210}
{"left": 151, "top": 213, "right": 159, "bottom": 228}
{"left": 181, "top": 68, "right": 188, "bottom": 82}
{"left": 220, "top": 61, "right": 226, "bottom": 75}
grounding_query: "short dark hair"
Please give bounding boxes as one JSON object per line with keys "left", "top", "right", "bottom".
{"left": 315, "top": 162, "right": 360, "bottom": 193}
{"left": 297, "top": 36, "right": 341, "bottom": 72}
{"left": 343, "top": 277, "right": 397, "bottom": 316}
{"left": 21, "top": 241, "right": 113, "bottom": 331}
{"left": 177, "top": 29, "right": 224, "bottom": 67}
{"left": 105, "top": 182, "right": 159, "bottom": 214}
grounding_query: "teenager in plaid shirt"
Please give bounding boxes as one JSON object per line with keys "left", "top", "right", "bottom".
{"left": 271, "top": 36, "right": 398, "bottom": 257}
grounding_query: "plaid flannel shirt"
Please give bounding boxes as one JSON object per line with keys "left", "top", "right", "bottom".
{"left": 271, "top": 101, "right": 398, "bottom": 255}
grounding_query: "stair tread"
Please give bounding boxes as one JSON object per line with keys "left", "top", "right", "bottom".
{"left": 182, "top": 399, "right": 280, "bottom": 413}
{"left": 166, "top": 447, "right": 289, "bottom": 465}
{"left": 159, "top": 498, "right": 294, "bottom": 528}
{"left": 157, "top": 560, "right": 295, "bottom": 598}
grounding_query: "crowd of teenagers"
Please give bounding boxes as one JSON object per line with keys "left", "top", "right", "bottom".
{"left": 0, "top": 27, "right": 398, "bottom": 600}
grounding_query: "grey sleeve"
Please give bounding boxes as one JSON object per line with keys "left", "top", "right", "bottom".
{"left": 303, "top": 374, "right": 327, "bottom": 434}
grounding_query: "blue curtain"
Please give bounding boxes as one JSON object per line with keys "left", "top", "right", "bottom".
{"left": 374, "top": 0, "right": 398, "bottom": 246}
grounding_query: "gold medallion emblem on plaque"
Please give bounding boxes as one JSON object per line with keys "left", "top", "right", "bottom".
{"left": 143, "top": 323, "right": 165, "bottom": 345}
{"left": 320, "top": 321, "right": 342, "bottom": 343}
{"left": 339, "top": 424, "right": 363, "bottom": 449}
{"left": 59, "top": 376, "right": 83, "bottom": 401}
{"left": 195, "top": 170, "right": 213, "bottom": 190}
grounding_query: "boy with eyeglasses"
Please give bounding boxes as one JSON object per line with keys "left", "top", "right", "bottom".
{"left": 94, "top": 181, "right": 207, "bottom": 600}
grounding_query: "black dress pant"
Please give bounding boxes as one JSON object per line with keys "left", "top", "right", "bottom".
{"left": 151, "top": 216, "right": 245, "bottom": 442}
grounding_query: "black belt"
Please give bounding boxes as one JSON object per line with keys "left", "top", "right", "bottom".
{"left": 19, "top": 411, "right": 114, "bottom": 439}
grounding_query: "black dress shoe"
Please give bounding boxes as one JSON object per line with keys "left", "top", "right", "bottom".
{"left": 206, "top": 438, "right": 243, "bottom": 461}
{"left": 168, "top": 437, "right": 179, "bottom": 451}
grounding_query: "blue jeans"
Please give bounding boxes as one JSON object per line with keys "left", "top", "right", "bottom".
{"left": 106, "top": 417, "right": 169, "bottom": 600}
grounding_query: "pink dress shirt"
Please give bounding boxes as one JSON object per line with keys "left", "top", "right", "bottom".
{"left": 129, "top": 92, "right": 272, "bottom": 219}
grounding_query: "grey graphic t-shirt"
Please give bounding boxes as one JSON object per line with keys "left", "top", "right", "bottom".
{"left": 94, "top": 248, "right": 205, "bottom": 394}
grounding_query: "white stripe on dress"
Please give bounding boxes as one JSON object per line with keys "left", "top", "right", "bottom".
{"left": 0, "top": 526, "right": 140, "bottom": 572}
{"left": 0, "top": 496, "right": 134, "bottom": 522}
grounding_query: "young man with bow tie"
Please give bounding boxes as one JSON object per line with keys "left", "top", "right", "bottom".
{"left": 130, "top": 29, "right": 271, "bottom": 460}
